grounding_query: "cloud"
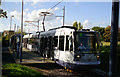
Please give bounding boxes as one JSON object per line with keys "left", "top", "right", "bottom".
{"left": 7, "top": 7, "right": 62, "bottom": 33}
{"left": 9, "top": 10, "right": 21, "bottom": 21}
{"left": 54, "top": 7, "right": 60, "bottom": 11}
{"left": 3, "top": 0, "right": 115, "bottom": 2}
{"left": 83, "top": 20, "right": 92, "bottom": 29}
{"left": 25, "top": 7, "right": 60, "bottom": 21}
{"left": 0, "top": 24, "right": 10, "bottom": 32}
{"left": 24, "top": 8, "right": 29, "bottom": 12}
{"left": 83, "top": 20, "right": 110, "bottom": 29}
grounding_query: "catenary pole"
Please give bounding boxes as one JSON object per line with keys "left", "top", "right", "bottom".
{"left": 109, "top": 1, "right": 119, "bottom": 77}
{"left": 20, "top": 0, "right": 23, "bottom": 62}
{"left": 63, "top": 6, "right": 65, "bottom": 26}
{"left": 38, "top": 20, "right": 39, "bottom": 31}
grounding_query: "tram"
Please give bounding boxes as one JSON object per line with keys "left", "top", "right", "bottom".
{"left": 38, "top": 26, "right": 101, "bottom": 69}
{"left": 23, "top": 33, "right": 39, "bottom": 52}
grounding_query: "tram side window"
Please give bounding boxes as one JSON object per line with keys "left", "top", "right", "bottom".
{"left": 52, "top": 36, "right": 58, "bottom": 50}
{"left": 59, "top": 36, "right": 64, "bottom": 51}
{"left": 53, "top": 36, "right": 58, "bottom": 49}
{"left": 66, "top": 36, "right": 69, "bottom": 50}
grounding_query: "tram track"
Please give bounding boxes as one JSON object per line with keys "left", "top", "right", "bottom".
{"left": 23, "top": 62, "right": 108, "bottom": 77}
{"left": 72, "top": 66, "right": 109, "bottom": 77}
{"left": 89, "top": 68, "right": 108, "bottom": 77}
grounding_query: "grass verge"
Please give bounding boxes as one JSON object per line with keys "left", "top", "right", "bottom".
{"left": 2, "top": 63, "right": 47, "bottom": 77}
{"left": 100, "top": 44, "right": 120, "bottom": 76}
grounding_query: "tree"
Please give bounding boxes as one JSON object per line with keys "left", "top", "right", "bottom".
{"left": 0, "top": 0, "right": 7, "bottom": 18}
{"left": 73, "top": 21, "right": 78, "bottom": 29}
{"left": 78, "top": 22, "right": 83, "bottom": 30}
{"left": 92, "top": 26, "right": 105, "bottom": 41}
{"left": 73, "top": 21, "right": 83, "bottom": 30}
{"left": 103, "top": 26, "right": 111, "bottom": 42}
{"left": 0, "top": 9, "right": 7, "bottom": 18}
{"left": 15, "top": 29, "right": 26, "bottom": 35}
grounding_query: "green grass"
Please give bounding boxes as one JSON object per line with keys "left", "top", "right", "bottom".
{"left": 100, "top": 44, "right": 120, "bottom": 76}
{"left": 2, "top": 63, "right": 47, "bottom": 77}
{"left": 101, "top": 41, "right": 120, "bottom": 46}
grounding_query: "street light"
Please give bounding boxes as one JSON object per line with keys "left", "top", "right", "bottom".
{"left": 10, "top": 15, "right": 14, "bottom": 30}
{"left": 39, "top": 12, "right": 53, "bottom": 31}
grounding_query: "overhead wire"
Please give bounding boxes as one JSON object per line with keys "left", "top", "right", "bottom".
{"left": 47, "top": 0, "right": 64, "bottom": 12}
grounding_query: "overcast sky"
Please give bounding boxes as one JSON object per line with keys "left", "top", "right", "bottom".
{"left": 0, "top": 0, "right": 119, "bottom": 33}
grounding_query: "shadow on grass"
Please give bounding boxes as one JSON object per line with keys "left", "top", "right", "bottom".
{"left": 23, "top": 63, "right": 64, "bottom": 70}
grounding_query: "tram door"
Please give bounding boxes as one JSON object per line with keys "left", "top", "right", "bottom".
{"left": 53, "top": 36, "right": 59, "bottom": 61}
{"left": 64, "top": 34, "right": 74, "bottom": 63}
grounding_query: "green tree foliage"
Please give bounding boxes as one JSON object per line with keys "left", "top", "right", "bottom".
{"left": 0, "top": 0, "right": 7, "bottom": 18}
{"left": 2, "top": 30, "right": 26, "bottom": 47}
{"left": 0, "top": 9, "right": 7, "bottom": 18}
{"left": 78, "top": 22, "right": 83, "bottom": 30}
{"left": 73, "top": 21, "right": 83, "bottom": 30}
{"left": 103, "top": 26, "right": 111, "bottom": 42}
{"left": 118, "top": 28, "right": 120, "bottom": 41}
{"left": 92, "top": 26, "right": 105, "bottom": 41}
{"left": 73, "top": 21, "right": 78, "bottom": 29}
{"left": 15, "top": 29, "right": 26, "bottom": 35}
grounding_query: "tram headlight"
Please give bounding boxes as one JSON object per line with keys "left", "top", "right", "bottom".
{"left": 97, "top": 55, "right": 99, "bottom": 58}
{"left": 77, "top": 55, "right": 81, "bottom": 58}
{"left": 97, "top": 55, "right": 100, "bottom": 61}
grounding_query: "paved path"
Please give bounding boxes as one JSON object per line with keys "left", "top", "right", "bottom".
{"left": 2, "top": 47, "right": 15, "bottom": 64}
{"left": 12, "top": 47, "right": 54, "bottom": 64}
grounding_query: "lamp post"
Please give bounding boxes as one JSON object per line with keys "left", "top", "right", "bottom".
{"left": 10, "top": 15, "right": 14, "bottom": 30}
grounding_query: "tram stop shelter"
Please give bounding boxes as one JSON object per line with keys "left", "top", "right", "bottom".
{"left": 10, "top": 34, "right": 24, "bottom": 58}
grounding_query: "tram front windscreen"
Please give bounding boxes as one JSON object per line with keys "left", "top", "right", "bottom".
{"left": 74, "top": 32, "right": 99, "bottom": 53}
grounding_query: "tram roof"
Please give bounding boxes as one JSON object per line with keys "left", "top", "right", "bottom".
{"left": 48, "top": 26, "right": 77, "bottom": 31}
{"left": 40, "top": 26, "right": 76, "bottom": 37}
{"left": 75, "top": 30, "right": 98, "bottom": 33}
{"left": 23, "top": 33, "right": 33, "bottom": 38}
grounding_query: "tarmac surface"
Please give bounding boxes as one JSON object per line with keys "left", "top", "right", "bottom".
{"left": 2, "top": 47, "right": 107, "bottom": 77}
{"left": 10, "top": 47, "right": 54, "bottom": 64}
{"left": 2, "top": 47, "right": 15, "bottom": 64}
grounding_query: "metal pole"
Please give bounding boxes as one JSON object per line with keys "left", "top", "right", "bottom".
{"left": 42, "top": 14, "right": 46, "bottom": 31}
{"left": 20, "top": 0, "right": 23, "bottom": 62}
{"left": 63, "top": 6, "right": 65, "bottom": 26}
{"left": 38, "top": 20, "right": 39, "bottom": 31}
{"left": 14, "top": 24, "right": 16, "bottom": 52}
{"left": 17, "top": 26, "right": 19, "bottom": 32}
{"left": 10, "top": 15, "right": 14, "bottom": 30}
{"left": 14, "top": 24, "right": 16, "bottom": 33}
{"left": 10, "top": 16, "right": 12, "bottom": 30}
{"left": 109, "top": 1, "right": 119, "bottom": 77}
